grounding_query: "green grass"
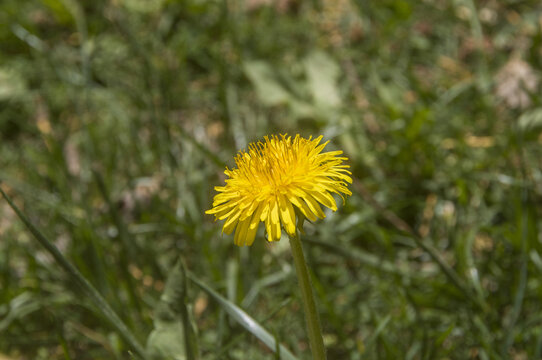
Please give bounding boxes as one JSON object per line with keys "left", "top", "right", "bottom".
{"left": 1, "top": 0, "right": 542, "bottom": 359}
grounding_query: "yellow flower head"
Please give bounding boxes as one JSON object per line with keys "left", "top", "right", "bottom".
{"left": 206, "top": 134, "right": 352, "bottom": 246}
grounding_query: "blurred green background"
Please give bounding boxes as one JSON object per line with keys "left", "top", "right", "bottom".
{"left": 1, "top": 0, "right": 542, "bottom": 359}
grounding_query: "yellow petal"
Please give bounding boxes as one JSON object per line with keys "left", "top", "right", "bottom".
{"left": 223, "top": 211, "right": 241, "bottom": 235}
{"left": 302, "top": 192, "right": 326, "bottom": 219}
{"left": 234, "top": 219, "right": 251, "bottom": 246}
{"left": 266, "top": 205, "right": 281, "bottom": 242}
{"left": 270, "top": 199, "right": 279, "bottom": 224}
{"left": 240, "top": 200, "right": 259, "bottom": 221}
{"left": 217, "top": 206, "right": 240, "bottom": 221}
{"left": 308, "top": 189, "right": 337, "bottom": 211}
{"left": 278, "top": 194, "right": 296, "bottom": 235}
{"left": 260, "top": 202, "right": 270, "bottom": 222}
{"left": 287, "top": 193, "right": 317, "bottom": 221}
{"left": 265, "top": 216, "right": 273, "bottom": 242}
{"left": 245, "top": 204, "right": 264, "bottom": 246}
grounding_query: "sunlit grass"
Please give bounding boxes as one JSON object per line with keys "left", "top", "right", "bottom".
{"left": 1, "top": 0, "right": 542, "bottom": 359}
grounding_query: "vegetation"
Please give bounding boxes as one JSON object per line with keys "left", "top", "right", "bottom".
{"left": 1, "top": 0, "right": 542, "bottom": 359}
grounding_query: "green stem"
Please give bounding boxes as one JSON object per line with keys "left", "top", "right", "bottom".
{"left": 0, "top": 186, "right": 148, "bottom": 359}
{"left": 288, "top": 233, "right": 326, "bottom": 360}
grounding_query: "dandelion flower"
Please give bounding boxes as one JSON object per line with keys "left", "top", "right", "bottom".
{"left": 206, "top": 134, "right": 352, "bottom": 246}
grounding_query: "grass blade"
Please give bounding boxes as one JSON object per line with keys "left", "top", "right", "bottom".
{"left": 187, "top": 272, "right": 299, "bottom": 360}
{"left": 0, "top": 185, "right": 148, "bottom": 359}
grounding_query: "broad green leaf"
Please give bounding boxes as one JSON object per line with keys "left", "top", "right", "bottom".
{"left": 146, "top": 259, "right": 200, "bottom": 360}
{"left": 304, "top": 51, "right": 341, "bottom": 108}
{"left": 518, "top": 107, "right": 542, "bottom": 131}
{"left": 0, "top": 67, "right": 26, "bottom": 101}
{"left": 244, "top": 61, "right": 291, "bottom": 106}
{"left": 146, "top": 306, "right": 188, "bottom": 360}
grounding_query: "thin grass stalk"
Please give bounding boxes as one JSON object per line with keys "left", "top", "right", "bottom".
{"left": 353, "top": 179, "right": 488, "bottom": 311}
{"left": 0, "top": 186, "right": 148, "bottom": 359}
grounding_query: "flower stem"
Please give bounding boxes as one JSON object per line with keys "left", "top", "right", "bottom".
{"left": 288, "top": 233, "right": 326, "bottom": 360}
